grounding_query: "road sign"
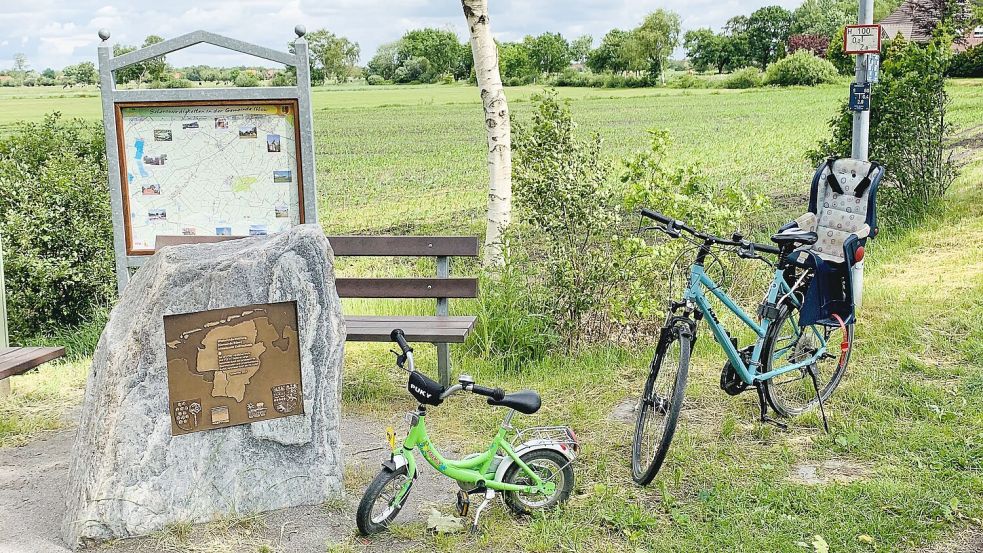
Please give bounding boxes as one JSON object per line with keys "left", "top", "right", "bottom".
{"left": 844, "top": 24, "right": 881, "bottom": 54}
{"left": 849, "top": 82, "right": 872, "bottom": 112}
{"left": 865, "top": 54, "right": 880, "bottom": 83}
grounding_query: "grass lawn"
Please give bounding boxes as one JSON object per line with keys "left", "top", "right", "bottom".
{"left": 1, "top": 81, "right": 982, "bottom": 552}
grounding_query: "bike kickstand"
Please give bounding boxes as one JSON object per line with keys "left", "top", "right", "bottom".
{"left": 470, "top": 489, "right": 495, "bottom": 533}
{"left": 756, "top": 383, "right": 788, "bottom": 430}
{"left": 807, "top": 365, "right": 830, "bottom": 433}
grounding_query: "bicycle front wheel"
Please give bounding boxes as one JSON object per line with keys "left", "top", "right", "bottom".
{"left": 762, "top": 304, "right": 852, "bottom": 417}
{"left": 631, "top": 325, "right": 690, "bottom": 486}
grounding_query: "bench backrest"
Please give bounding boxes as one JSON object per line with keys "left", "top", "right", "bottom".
{"left": 328, "top": 236, "right": 478, "bottom": 302}
{"left": 154, "top": 234, "right": 480, "bottom": 304}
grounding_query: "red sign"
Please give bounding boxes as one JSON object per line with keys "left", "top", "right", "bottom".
{"left": 843, "top": 25, "right": 882, "bottom": 54}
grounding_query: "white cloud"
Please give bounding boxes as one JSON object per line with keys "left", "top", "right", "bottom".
{"left": 0, "top": 0, "right": 801, "bottom": 70}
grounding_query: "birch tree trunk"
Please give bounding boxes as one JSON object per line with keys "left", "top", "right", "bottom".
{"left": 462, "top": 0, "right": 511, "bottom": 267}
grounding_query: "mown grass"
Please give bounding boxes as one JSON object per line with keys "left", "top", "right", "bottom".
{"left": 1, "top": 81, "right": 982, "bottom": 551}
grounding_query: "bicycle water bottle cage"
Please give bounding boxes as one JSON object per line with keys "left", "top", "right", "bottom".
{"left": 408, "top": 371, "right": 446, "bottom": 406}
{"left": 778, "top": 157, "right": 883, "bottom": 327}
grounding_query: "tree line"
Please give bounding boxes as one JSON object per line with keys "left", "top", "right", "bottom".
{"left": 8, "top": 0, "right": 983, "bottom": 90}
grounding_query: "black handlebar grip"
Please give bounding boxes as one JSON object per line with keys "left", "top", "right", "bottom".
{"left": 640, "top": 208, "right": 672, "bottom": 225}
{"left": 756, "top": 243, "right": 782, "bottom": 255}
{"left": 471, "top": 384, "right": 506, "bottom": 401}
{"left": 389, "top": 329, "right": 413, "bottom": 354}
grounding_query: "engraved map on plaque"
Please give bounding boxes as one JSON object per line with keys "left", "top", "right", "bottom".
{"left": 163, "top": 301, "right": 304, "bottom": 435}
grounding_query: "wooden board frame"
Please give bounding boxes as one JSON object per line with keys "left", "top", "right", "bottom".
{"left": 114, "top": 99, "right": 307, "bottom": 256}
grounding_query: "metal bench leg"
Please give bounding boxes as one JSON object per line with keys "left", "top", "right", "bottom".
{"left": 437, "top": 343, "right": 450, "bottom": 387}
{"left": 0, "top": 377, "right": 9, "bottom": 398}
{"left": 436, "top": 254, "right": 451, "bottom": 387}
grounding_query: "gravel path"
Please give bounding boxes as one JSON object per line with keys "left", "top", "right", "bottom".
{"left": 0, "top": 411, "right": 458, "bottom": 553}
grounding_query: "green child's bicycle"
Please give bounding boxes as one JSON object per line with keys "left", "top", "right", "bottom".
{"left": 356, "top": 329, "right": 579, "bottom": 535}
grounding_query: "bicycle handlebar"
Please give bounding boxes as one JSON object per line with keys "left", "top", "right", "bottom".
{"left": 640, "top": 208, "right": 781, "bottom": 256}
{"left": 470, "top": 383, "right": 506, "bottom": 401}
{"left": 390, "top": 329, "right": 413, "bottom": 354}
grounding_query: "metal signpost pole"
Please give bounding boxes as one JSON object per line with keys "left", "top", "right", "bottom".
{"left": 97, "top": 30, "right": 133, "bottom": 294}
{"left": 852, "top": 0, "right": 876, "bottom": 161}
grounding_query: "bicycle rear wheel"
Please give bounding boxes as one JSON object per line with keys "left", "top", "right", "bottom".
{"left": 631, "top": 325, "right": 690, "bottom": 486}
{"left": 762, "top": 304, "right": 852, "bottom": 417}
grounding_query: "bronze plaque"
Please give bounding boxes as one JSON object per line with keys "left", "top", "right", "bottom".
{"left": 164, "top": 301, "right": 304, "bottom": 436}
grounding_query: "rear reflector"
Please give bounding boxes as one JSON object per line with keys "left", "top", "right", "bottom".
{"left": 855, "top": 246, "right": 865, "bottom": 263}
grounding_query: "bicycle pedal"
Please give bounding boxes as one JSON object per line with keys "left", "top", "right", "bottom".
{"left": 456, "top": 490, "right": 470, "bottom": 517}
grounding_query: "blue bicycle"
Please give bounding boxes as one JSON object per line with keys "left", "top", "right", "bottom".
{"left": 631, "top": 208, "right": 854, "bottom": 485}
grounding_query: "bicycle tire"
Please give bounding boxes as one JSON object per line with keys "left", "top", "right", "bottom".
{"left": 762, "top": 304, "right": 852, "bottom": 418}
{"left": 631, "top": 325, "right": 690, "bottom": 486}
{"left": 356, "top": 465, "right": 412, "bottom": 535}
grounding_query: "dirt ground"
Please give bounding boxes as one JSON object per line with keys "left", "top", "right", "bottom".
{"left": 0, "top": 410, "right": 458, "bottom": 553}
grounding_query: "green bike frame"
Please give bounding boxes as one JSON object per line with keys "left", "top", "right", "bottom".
{"left": 387, "top": 409, "right": 556, "bottom": 506}
{"left": 683, "top": 264, "right": 828, "bottom": 385}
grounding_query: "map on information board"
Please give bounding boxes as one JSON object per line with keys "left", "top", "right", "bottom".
{"left": 117, "top": 102, "right": 304, "bottom": 254}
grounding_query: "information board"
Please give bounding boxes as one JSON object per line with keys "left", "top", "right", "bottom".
{"left": 164, "top": 301, "right": 304, "bottom": 436}
{"left": 116, "top": 101, "right": 305, "bottom": 254}
{"left": 844, "top": 25, "right": 881, "bottom": 54}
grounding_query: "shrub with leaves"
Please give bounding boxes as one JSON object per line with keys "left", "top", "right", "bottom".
{"left": 720, "top": 67, "right": 764, "bottom": 89}
{"left": 621, "top": 130, "right": 771, "bottom": 310}
{"left": 811, "top": 34, "right": 956, "bottom": 222}
{"left": 0, "top": 114, "right": 115, "bottom": 340}
{"left": 621, "top": 130, "right": 769, "bottom": 235}
{"left": 764, "top": 50, "right": 839, "bottom": 86}
{"left": 949, "top": 44, "right": 983, "bottom": 77}
{"left": 505, "top": 92, "right": 771, "bottom": 350}
{"left": 510, "top": 91, "right": 643, "bottom": 346}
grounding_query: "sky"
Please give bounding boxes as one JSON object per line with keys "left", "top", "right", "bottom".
{"left": 0, "top": 0, "right": 803, "bottom": 72}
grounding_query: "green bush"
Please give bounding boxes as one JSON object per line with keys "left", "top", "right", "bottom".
{"left": 764, "top": 51, "right": 839, "bottom": 86}
{"left": 811, "top": 35, "right": 956, "bottom": 222}
{"left": 949, "top": 44, "right": 983, "bottom": 77}
{"left": 507, "top": 91, "right": 769, "bottom": 349}
{"left": 511, "top": 91, "right": 638, "bottom": 346}
{"left": 234, "top": 72, "right": 260, "bottom": 87}
{"left": 164, "top": 78, "right": 194, "bottom": 88}
{"left": 720, "top": 67, "right": 763, "bottom": 89}
{"left": 365, "top": 74, "right": 386, "bottom": 85}
{"left": 0, "top": 114, "right": 115, "bottom": 341}
{"left": 667, "top": 73, "right": 711, "bottom": 89}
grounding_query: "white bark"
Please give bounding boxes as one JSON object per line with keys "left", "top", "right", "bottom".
{"left": 462, "top": 0, "right": 512, "bottom": 267}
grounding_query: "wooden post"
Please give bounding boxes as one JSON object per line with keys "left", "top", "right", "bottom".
{"left": 0, "top": 233, "right": 10, "bottom": 397}
{"left": 436, "top": 255, "right": 450, "bottom": 386}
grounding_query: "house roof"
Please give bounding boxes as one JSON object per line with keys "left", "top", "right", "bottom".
{"left": 878, "top": 1, "right": 933, "bottom": 42}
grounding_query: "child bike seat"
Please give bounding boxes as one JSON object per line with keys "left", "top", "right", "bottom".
{"left": 488, "top": 390, "right": 542, "bottom": 415}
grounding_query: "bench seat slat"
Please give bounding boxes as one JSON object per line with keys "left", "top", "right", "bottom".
{"left": 336, "top": 278, "right": 477, "bottom": 299}
{"left": 345, "top": 316, "right": 476, "bottom": 343}
{"left": 0, "top": 347, "right": 67, "bottom": 380}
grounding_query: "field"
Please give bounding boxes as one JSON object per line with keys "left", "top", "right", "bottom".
{"left": 2, "top": 81, "right": 983, "bottom": 552}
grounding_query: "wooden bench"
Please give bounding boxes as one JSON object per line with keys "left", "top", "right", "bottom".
{"left": 155, "top": 234, "right": 479, "bottom": 385}
{"left": 0, "top": 346, "right": 67, "bottom": 397}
